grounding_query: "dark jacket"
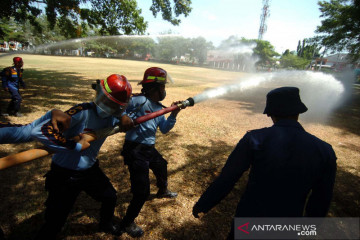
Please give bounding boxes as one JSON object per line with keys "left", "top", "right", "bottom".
{"left": 194, "top": 119, "right": 337, "bottom": 217}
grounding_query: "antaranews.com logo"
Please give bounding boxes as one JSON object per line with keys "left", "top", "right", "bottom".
{"left": 234, "top": 218, "right": 359, "bottom": 240}
{"left": 238, "top": 222, "right": 317, "bottom": 236}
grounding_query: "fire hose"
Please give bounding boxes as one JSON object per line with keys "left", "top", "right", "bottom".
{"left": 0, "top": 98, "right": 195, "bottom": 170}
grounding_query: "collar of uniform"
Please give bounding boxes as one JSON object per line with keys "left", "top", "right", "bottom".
{"left": 273, "top": 119, "right": 305, "bottom": 131}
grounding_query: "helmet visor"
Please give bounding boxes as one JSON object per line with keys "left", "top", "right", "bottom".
{"left": 94, "top": 85, "right": 127, "bottom": 117}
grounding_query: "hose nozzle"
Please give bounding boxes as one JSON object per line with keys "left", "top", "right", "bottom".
{"left": 178, "top": 97, "right": 195, "bottom": 108}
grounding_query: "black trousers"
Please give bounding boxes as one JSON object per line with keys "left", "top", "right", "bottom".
{"left": 35, "top": 161, "right": 117, "bottom": 240}
{"left": 121, "top": 141, "right": 168, "bottom": 226}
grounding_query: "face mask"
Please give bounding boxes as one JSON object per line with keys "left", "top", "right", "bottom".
{"left": 159, "top": 89, "right": 166, "bottom": 101}
{"left": 96, "top": 105, "right": 111, "bottom": 118}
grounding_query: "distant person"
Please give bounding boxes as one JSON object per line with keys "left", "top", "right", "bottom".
{"left": 31, "top": 74, "right": 134, "bottom": 239}
{"left": 1, "top": 57, "right": 26, "bottom": 117}
{"left": 119, "top": 67, "right": 183, "bottom": 237}
{"left": 192, "top": 87, "right": 337, "bottom": 239}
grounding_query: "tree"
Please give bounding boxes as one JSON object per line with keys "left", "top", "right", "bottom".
{"left": 155, "top": 36, "right": 187, "bottom": 61}
{"left": 252, "top": 39, "right": 279, "bottom": 66}
{"left": 316, "top": 0, "right": 360, "bottom": 62}
{"left": 296, "top": 38, "right": 322, "bottom": 60}
{"left": 297, "top": 40, "right": 302, "bottom": 57}
{"left": 217, "top": 36, "right": 279, "bottom": 69}
{"left": 0, "top": 0, "right": 192, "bottom": 39}
{"left": 150, "top": 0, "right": 192, "bottom": 25}
{"left": 280, "top": 52, "right": 310, "bottom": 69}
{"left": 190, "top": 37, "right": 213, "bottom": 64}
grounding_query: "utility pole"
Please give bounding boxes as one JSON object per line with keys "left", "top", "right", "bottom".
{"left": 258, "top": 0, "right": 270, "bottom": 40}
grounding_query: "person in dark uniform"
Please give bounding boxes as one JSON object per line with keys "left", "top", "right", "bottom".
{"left": 31, "top": 74, "right": 134, "bottom": 240}
{"left": 119, "top": 67, "right": 183, "bottom": 237}
{"left": 192, "top": 87, "right": 337, "bottom": 239}
{"left": 0, "top": 227, "right": 4, "bottom": 240}
{"left": 1, "top": 57, "right": 26, "bottom": 117}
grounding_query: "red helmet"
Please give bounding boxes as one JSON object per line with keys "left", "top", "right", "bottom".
{"left": 138, "top": 67, "right": 167, "bottom": 85}
{"left": 13, "top": 57, "right": 23, "bottom": 66}
{"left": 94, "top": 74, "right": 132, "bottom": 117}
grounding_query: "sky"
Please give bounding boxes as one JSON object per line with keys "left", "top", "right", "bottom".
{"left": 137, "top": 0, "right": 324, "bottom": 54}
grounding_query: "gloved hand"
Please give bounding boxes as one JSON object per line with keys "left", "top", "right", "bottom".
{"left": 192, "top": 205, "right": 202, "bottom": 218}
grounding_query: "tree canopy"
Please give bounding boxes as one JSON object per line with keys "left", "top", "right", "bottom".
{"left": 296, "top": 39, "right": 321, "bottom": 60}
{"left": 0, "top": 0, "right": 192, "bottom": 39}
{"left": 316, "top": 0, "right": 360, "bottom": 62}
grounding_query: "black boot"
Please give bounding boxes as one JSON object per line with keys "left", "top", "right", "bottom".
{"left": 156, "top": 188, "right": 178, "bottom": 198}
{"left": 99, "top": 222, "right": 123, "bottom": 236}
{"left": 122, "top": 222, "right": 144, "bottom": 238}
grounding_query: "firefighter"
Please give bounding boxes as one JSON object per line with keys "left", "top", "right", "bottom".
{"left": 192, "top": 87, "right": 337, "bottom": 239}
{"left": 31, "top": 74, "right": 134, "bottom": 239}
{"left": 119, "top": 67, "right": 183, "bottom": 237}
{"left": 1, "top": 57, "right": 26, "bottom": 117}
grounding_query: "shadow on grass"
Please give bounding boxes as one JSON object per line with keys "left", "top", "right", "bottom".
{"left": 329, "top": 167, "right": 360, "bottom": 217}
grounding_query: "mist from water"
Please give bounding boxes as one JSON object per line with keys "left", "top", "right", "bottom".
{"left": 193, "top": 70, "right": 345, "bottom": 122}
{"left": 209, "top": 42, "right": 258, "bottom": 72}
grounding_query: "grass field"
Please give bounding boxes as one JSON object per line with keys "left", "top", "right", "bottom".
{"left": 0, "top": 54, "right": 359, "bottom": 240}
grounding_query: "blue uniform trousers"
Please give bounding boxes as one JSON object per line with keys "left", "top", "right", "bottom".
{"left": 7, "top": 83, "right": 22, "bottom": 114}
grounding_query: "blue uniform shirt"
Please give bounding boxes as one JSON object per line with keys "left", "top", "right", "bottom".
{"left": 31, "top": 102, "right": 120, "bottom": 171}
{"left": 124, "top": 94, "right": 176, "bottom": 145}
{"left": 0, "top": 110, "right": 53, "bottom": 143}
{"left": 1, "top": 66, "right": 25, "bottom": 89}
{"left": 195, "top": 119, "right": 337, "bottom": 217}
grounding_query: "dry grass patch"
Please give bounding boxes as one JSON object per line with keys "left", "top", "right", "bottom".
{"left": 0, "top": 54, "right": 359, "bottom": 239}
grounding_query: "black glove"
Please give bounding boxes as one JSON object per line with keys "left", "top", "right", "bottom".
{"left": 192, "top": 205, "right": 202, "bottom": 218}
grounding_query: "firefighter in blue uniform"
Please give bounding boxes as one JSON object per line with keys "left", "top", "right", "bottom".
{"left": 30, "top": 74, "right": 134, "bottom": 239}
{"left": 193, "top": 87, "right": 337, "bottom": 239}
{"left": 1, "top": 57, "right": 26, "bottom": 117}
{"left": 119, "top": 67, "right": 182, "bottom": 237}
